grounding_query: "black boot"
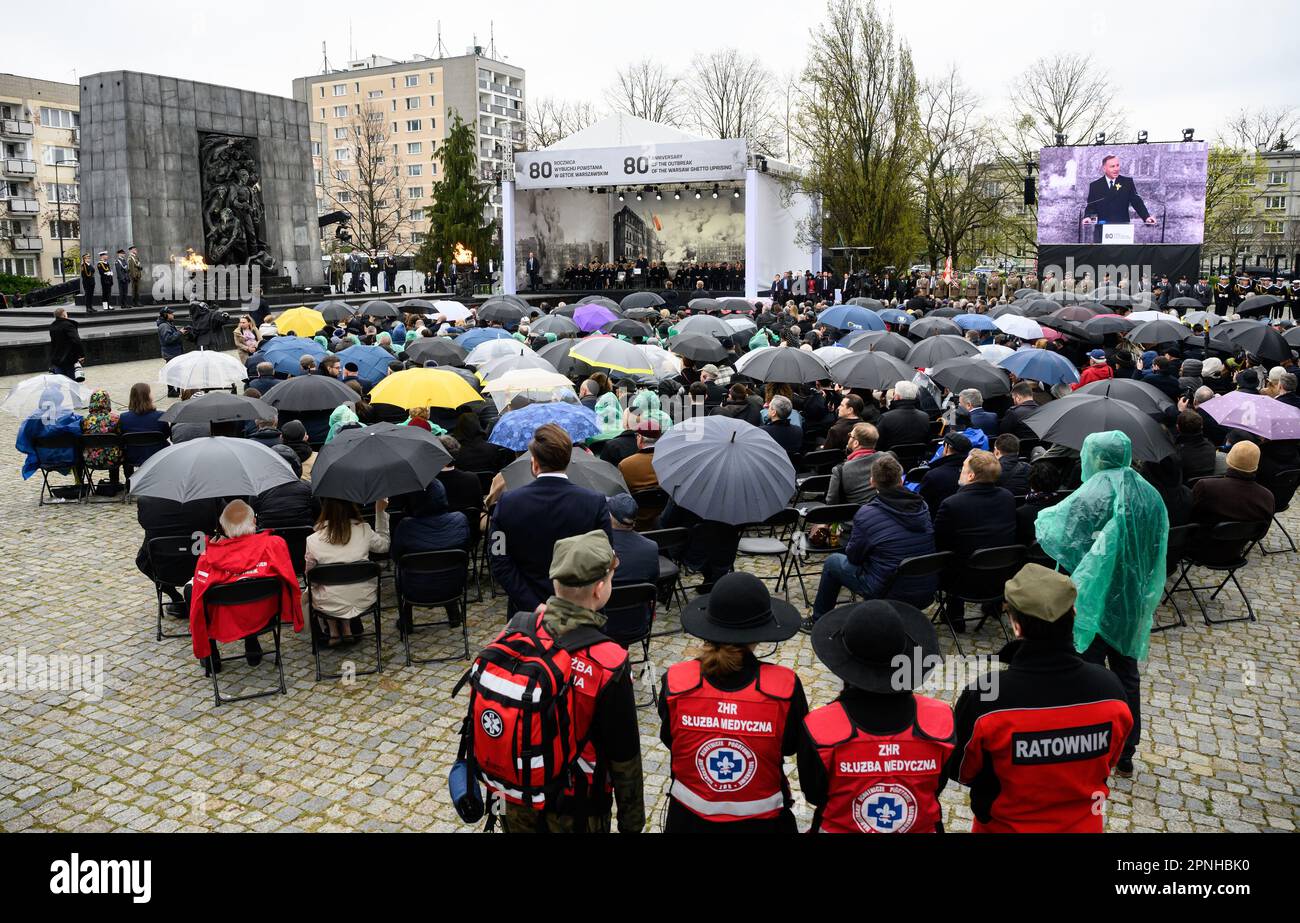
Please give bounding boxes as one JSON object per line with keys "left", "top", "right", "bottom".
{"left": 244, "top": 635, "right": 264, "bottom": 667}
{"left": 203, "top": 648, "right": 223, "bottom": 676}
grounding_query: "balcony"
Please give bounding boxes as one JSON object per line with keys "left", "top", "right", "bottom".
{"left": 1, "top": 119, "right": 35, "bottom": 139}
{"left": 3, "top": 197, "right": 39, "bottom": 215}
{"left": 9, "top": 236, "right": 43, "bottom": 251}
{"left": 2, "top": 159, "right": 37, "bottom": 177}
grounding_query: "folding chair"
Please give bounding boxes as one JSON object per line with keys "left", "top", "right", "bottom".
{"left": 146, "top": 534, "right": 201, "bottom": 641}
{"left": 798, "top": 448, "right": 843, "bottom": 476}
{"left": 79, "top": 433, "right": 126, "bottom": 503}
{"left": 793, "top": 474, "right": 831, "bottom": 508}
{"left": 1154, "top": 524, "right": 1197, "bottom": 632}
{"left": 306, "top": 561, "right": 384, "bottom": 681}
{"left": 785, "top": 503, "right": 860, "bottom": 608}
{"left": 602, "top": 582, "right": 660, "bottom": 707}
{"left": 642, "top": 527, "right": 689, "bottom": 632}
{"left": 272, "top": 525, "right": 315, "bottom": 583}
{"left": 31, "top": 432, "right": 83, "bottom": 506}
{"left": 939, "top": 545, "right": 1028, "bottom": 655}
{"left": 876, "top": 551, "right": 953, "bottom": 611}
{"left": 1260, "top": 468, "right": 1300, "bottom": 555}
{"left": 395, "top": 549, "right": 471, "bottom": 665}
{"left": 200, "top": 577, "right": 288, "bottom": 706}
{"left": 906, "top": 465, "right": 930, "bottom": 484}
{"left": 631, "top": 486, "right": 670, "bottom": 530}
{"left": 736, "top": 507, "right": 800, "bottom": 597}
{"left": 1167, "top": 520, "right": 1270, "bottom": 625}
{"left": 888, "top": 442, "right": 929, "bottom": 472}
{"left": 122, "top": 431, "right": 169, "bottom": 498}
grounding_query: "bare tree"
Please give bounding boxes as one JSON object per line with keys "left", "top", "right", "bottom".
{"left": 325, "top": 102, "right": 405, "bottom": 254}
{"left": 688, "top": 49, "right": 782, "bottom": 156}
{"left": 1003, "top": 52, "right": 1127, "bottom": 159}
{"left": 525, "top": 96, "right": 601, "bottom": 149}
{"left": 606, "top": 60, "right": 685, "bottom": 127}
{"left": 1222, "top": 105, "right": 1299, "bottom": 151}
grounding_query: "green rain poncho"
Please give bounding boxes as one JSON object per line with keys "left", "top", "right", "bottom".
{"left": 594, "top": 392, "right": 624, "bottom": 440}
{"left": 326, "top": 403, "right": 360, "bottom": 443}
{"left": 1034, "top": 431, "right": 1168, "bottom": 660}
{"left": 630, "top": 389, "right": 673, "bottom": 431}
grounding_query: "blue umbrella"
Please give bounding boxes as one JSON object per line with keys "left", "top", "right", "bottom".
{"left": 817, "top": 305, "right": 886, "bottom": 331}
{"left": 997, "top": 347, "right": 1080, "bottom": 386}
{"left": 953, "top": 313, "right": 998, "bottom": 332}
{"left": 456, "top": 328, "right": 515, "bottom": 351}
{"left": 486, "top": 401, "right": 601, "bottom": 451}
{"left": 334, "top": 344, "right": 395, "bottom": 383}
{"left": 878, "top": 308, "right": 913, "bottom": 325}
{"left": 261, "top": 336, "right": 328, "bottom": 376}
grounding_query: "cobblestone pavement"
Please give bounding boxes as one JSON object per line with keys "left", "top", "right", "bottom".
{"left": 1, "top": 356, "right": 1297, "bottom": 833}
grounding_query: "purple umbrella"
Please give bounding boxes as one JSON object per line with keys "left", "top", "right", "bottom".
{"left": 574, "top": 304, "right": 619, "bottom": 333}
{"left": 1200, "top": 393, "right": 1300, "bottom": 441}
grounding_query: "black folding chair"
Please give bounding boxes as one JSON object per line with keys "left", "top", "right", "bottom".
{"left": 737, "top": 507, "right": 801, "bottom": 596}
{"left": 643, "top": 527, "right": 689, "bottom": 631}
{"left": 1167, "top": 521, "right": 1271, "bottom": 625}
{"left": 602, "top": 582, "right": 660, "bottom": 707}
{"left": 1260, "top": 468, "right": 1300, "bottom": 555}
{"left": 146, "top": 534, "right": 200, "bottom": 641}
{"left": 395, "top": 549, "right": 471, "bottom": 665}
{"left": 799, "top": 448, "right": 843, "bottom": 476}
{"left": 31, "top": 432, "right": 82, "bottom": 506}
{"left": 306, "top": 561, "right": 384, "bottom": 681}
{"left": 200, "top": 577, "right": 288, "bottom": 706}
{"left": 876, "top": 551, "right": 953, "bottom": 610}
{"left": 906, "top": 465, "right": 930, "bottom": 484}
{"left": 122, "top": 431, "right": 169, "bottom": 498}
{"left": 78, "top": 433, "right": 125, "bottom": 503}
{"left": 888, "top": 442, "right": 929, "bottom": 472}
{"left": 793, "top": 474, "right": 831, "bottom": 507}
{"left": 939, "top": 545, "right": 1029, "bottom": 655}
{"left": 631, "top": 486, "right": 670, "bottom": 529}
{"left": 1027, "top": 541, "right": 1058, "bottom": 570}
{"left": 785, "top": 503, "right": 860, "bottom": 607}
{"left": 1154, "top": 524, "right": 1198, "bottom": 632}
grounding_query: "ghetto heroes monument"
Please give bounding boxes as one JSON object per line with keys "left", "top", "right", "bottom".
{"left": 79, "top": 72, "right": 323, "bottom": 290}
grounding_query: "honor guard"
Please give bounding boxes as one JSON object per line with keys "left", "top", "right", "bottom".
{"left": 800, "top": 600, "right": 954, "bottom": 833}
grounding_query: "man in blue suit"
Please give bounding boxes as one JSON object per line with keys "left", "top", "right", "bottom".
{"left": 488, "top": 423, "right": 613, "bottom": 615}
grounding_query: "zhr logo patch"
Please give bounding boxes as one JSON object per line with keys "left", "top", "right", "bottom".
{"left": 695, "top": 738, "right": 757, "bottom": 793}
{"left": 480, "top": 709, "right": 504, "bottom": 739}
{"left": 853, "top": 784, "right": 918, "bottom": 833}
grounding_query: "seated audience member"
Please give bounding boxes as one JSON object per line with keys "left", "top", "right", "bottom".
{"left": 958, "top": 389, "right": 999, "bottom": 441}
{"left": 659, "top": 498, "right": 742, "bottom": 594}
{"left": 826, "top": 423, "right": 889, "bottom": 505}
{"left": 805, "top": 456, "right": 936, "bottom": 629}
{"left": 118, "top": 382, "right": 170, "bottom": 474}
{"left": 1174, "top": 410, "right": 1217, "bottom": 482}
{"left": 81, "top": 389, "right": 124, "bottom": 491}
{"left": 251, "top": 446, "right": 316, "bottom": 531}
{"left": 761, "top": 395, "right": 803, "bottom": 463}
{"left": 1070, "top": 349, "right": 1113, "bottom": 390}
{"left": 999, "top": 381, "right": 1041, "bottom": 439}
{"left": 1277, "top": 372, "right": 1300, "bottom": 411}
{"left": 600, "top": 408, "right": 646, "bottom": 466}
{"left": 875, "top": 381, "right": 931, "bottom": 451}
{"left": 993, "top": 434, "right": 1032, "bottom": 494}
{"left": 280, "top": 419, "right": 315, "bottom": 474}
{"left": 1139, "top": 454, "right": 1192, "bottom": 528}
{"left": 391, "top": 479, "right": 470, "bottom": 631}
{"left": 821, "top": 393, "right": 865, "bottom": 451}
{"left": 451, "top": 412, "right": 512, "bottom": 474}
{"left": 188, "top": 499, "right": 302, "bottom": 674}
{"left": 434, "top": 435, "right": 485, "bottom": 517}
{"left": 602, "top": 493, "right": 662, "bottom": 643}
{"left": 247, "top": 361, "right": 281, "bottom": 396}
{"left": 248, "top": 414, "right": 283, "bottom": 449}
{"left": 918, "top": 432, "right": 972, "bottom": 516}
{"left": 305, "top": 497, "right": 391, "bottom": 645}
{"left": 710, "top": 384, "right": 764, "bottom": 427}
{"left": 618, "top": 421, "right": 663, "bottom": 493}
{"left": 1190, "top": 442, "right": 1276, "bottom": 555}
{"left": 137, "top": 490, "right": 222, "bottom": 616}
{"left": 1016, "top": 463, "right": 1062, "bottom": 547}
{"left": 934, "top": 450, "right": 1017, "bottom": 632}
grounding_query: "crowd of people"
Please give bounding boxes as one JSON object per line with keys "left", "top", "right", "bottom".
{"left": 17, "top": 274, "right": 1300, "bottom": 834}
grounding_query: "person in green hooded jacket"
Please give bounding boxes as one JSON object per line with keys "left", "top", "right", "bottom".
{"left": 1034, "top": 430, "right": 1167, "bottom": 777}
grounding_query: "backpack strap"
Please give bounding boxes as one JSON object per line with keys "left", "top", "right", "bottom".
{"left": 554, "top": 625, "right": 609, "bottom": 654}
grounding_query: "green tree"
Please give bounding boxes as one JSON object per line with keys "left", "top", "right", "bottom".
{"left": 416, "top": 112, "right": 497, "bottom": 273}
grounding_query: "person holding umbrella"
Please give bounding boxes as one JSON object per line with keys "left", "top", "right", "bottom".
{"left": 799, "top": 599, "right": 953, "bottom": 833}
{"left": 658, "top": 572, "right": 808, "bottom": 833}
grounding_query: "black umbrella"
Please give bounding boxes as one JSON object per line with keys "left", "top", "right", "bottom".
{"left": 405, "top": 337, "right": 468, "bottom": 367}
{"left": 1027, "top": 395, "right": 1176, "bottom": 462}
{"left": 160, "top": 392, "right": 276, "bottom": 425}
{"left": 734, "top": 347, "right": 830, "bottom": 384}
{"left": 989, "top": 303, "right": 1028, "bottom": 319}
{"left": 536, "top": 338, "right": 585, "bottom": 376}
{"left": 399, "top": 299, "right": 437, "bottom": 314}
{"left": 260, "top": 374, "right": 361, "bottom": 413}
{"left": 849, "top": 297, "right": 885, "bottom": 310}
{"left": 311, "top": 422, "right": 451, "bottom": 504}
{"left": 1217, "top": 322, "right": 1292, "bottom": 364}
{"left": 688, "top": 297, "right": 724, "bottom": 314}
{"left": 1049, "top": 306, "right": 1098, "bottom": 323}
{"left": 130, "top": 437, "right": 299, "bottom": 503}
{"left": 551, "top": 303, "right": 578, "bottom": 318}
{"left": 1238, "top": 294, "right": 1281, "bottom": 317}
{"left": 1168, "top": 297, "right": 1203, "bottom": 309}
{"left": 577, "top": 295, "right": 621, "bottom": 312}
{"left": 601, "top": 318, "right": 653, "bottom": 338}
{"left": 908, "top": 316, "right": 962, "bottom": 339}
{"left": 927, "top": 357, "right": 1011, "bottom": 397}
{"left": 622, "top": 306, "right": 662, "bottom": 322}
{"left": 1127, "top": 319, "right": 1191, "bottom": 346}
{"left": 1022, "top": 299, "right": 1059, "bottom": 318}
{"left": 926, "top": 306, "right": 962, "bottom": 318}
{"left": 1073, "top": 378, "right": 1174, "bottom": 414}
{"left": 846, "top": 330, "right": 913, "bottom": 360}
{"left": 316, "top": 300, "right": 356, "bottom": 322}
{"left": 502, "top": 449, "right": 628, "bottom": 497}
{"left": 669, "top": 333, "right": 728, "bottom": 363}
{"left": 530, "top": 314, "right": 582, "bottom": 337}
{"left": 620, "top": 291, "right": 665, "bottom": 311}
{"left": 718, "top": 297, "right": 757, "bottom": 314}
{"left": 830, "top": 351, "right": 916, "bottom": 391}
{"left": 1013, "top": 288, "right": 1037, "bottom": 298}
{"left": 1284, "top": 327, "right": 1300, "bottom": 348}
{"left": 1082, "top": 315, "right": 1135, "bottom": 336}
{"left": 906, "top": 335, "right": 979, "bottom": 368}
{"left": 360, "top": 300, "right": 400, "bottom": 319}
{"left": 478, "top": 301, "right": 527, "bottom": 325}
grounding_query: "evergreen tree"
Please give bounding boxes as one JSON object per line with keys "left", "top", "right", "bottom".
{"left": 417, "top": 112, "right": 498, "bottom": 273}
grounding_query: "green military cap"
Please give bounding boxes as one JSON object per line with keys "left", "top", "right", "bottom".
{"left": 1004, "top": 563, "right": 1076, "bottom": 622}
{"left": 549, "top": 530, "right": 616, "bottom": 587}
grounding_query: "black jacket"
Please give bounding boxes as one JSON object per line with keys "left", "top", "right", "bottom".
{"left": 134, "top": 496, "right": 222, "bottom": 581}
{"left": 918, "top": 453, "right": 966, "bottom": 517}
{"left": 876, "top": 400, "right": 931, "bottom": 451}
{"left": 251, "top": 480, "right": 316, "bottom": 531}
{"left": 999, "top": 402, "right": 1041, "bottom": 441}
{"left": 1176, "top": 433, "right": 1218, "bottom": 482}
{"left": 761, "top": 420, "right": 803, "bottom": 462}
{"left": 49, "top": 317, "right": 83, "bottom": 369}
{"left": 934, "top": 482, "right": 1018, "bottom": 561}
{"left": 710, "top": 399, "right": 762, "bottom": 427}
{"left": 599, "top": 430, "right": 641, "bottom": 467}
{"left": 997, "top": 454, "right": 1032, "bottom": 494}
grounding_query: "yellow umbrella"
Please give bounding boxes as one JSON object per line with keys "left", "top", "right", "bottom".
{"left": 274, "top": 306, "right": 327, "bottom": 338}
{"left": 368, "top": 368, "right": 482, "bottom": 410}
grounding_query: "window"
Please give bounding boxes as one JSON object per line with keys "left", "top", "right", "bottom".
{"left": 48, "top": 218, "right": 78, "bottom": 239}
{"left": 319, "top": 86, "right": 325, "bottom": 98}
{"left": 368, "top": 90, "right": 383, "bottom": 99}
{"left": 337, "top": 191, "right": 351, "bottom": 203}
{"left": 429, "top": 163, "right": 437, "bottom": 176}
{"left": 47, "top": 183, "right": 79, "bottom": 203}
{"left": 335, "top": 169, "right": 349, "bottom": 181}
{"left": 409, "top": 208, "right": 424, "bottom": 220}
{"left": 391, "top": 99, "right": 397, "bottom": 112}
{"left": 1234, "top": 222, "right": 1253, "bottom": 236}
{"left": 39, "top": 107, "right": 78, "bottom": 129}
{"left": 43, "top": 146, "right": 77, "bottom": 165}
{"left": 407, "top": 187, "right": 424, "bottom": 199}
{"left": 406, "top": 97, "right": 420, "bottom": 110}
{"left": 408, "top": 164, "right": 422, "bottom": 176}
{"left": 314, "top": 169, "right": 323, "bottom": 185}
{"left": 430, "top": 95, "right": 436, "bottom": 108}
{"left": 320, "top": 108, "right": 325, "bottom": 119}
{"left": 405, "top": 75, "right": 419, "bottom": 87}
{"left": 1264, "top": 220, "right": 1284, "bottom": 235}
{"left": 412, "top": 231, "right": 426, "bottom": 244}
{"left": 311, "top": 141, "right": 321, "bottom": 156}
{"left": 332, "top": 83, "right": 347, "bottom": 96}
{"left": 333, "top": 148, "right": 351, "bottom": 162}
{"left": 333, "top": 127, "right": 348, "bottom": 140}
{"left": 333, "top": 105, "right": 347, "bottom": 118}
{"left": 407, "top": 141, "right": 423, "bottom": 155}
{"left": 406, "top": 119, "right": 422, "bottom": 132}
{"left": 1265, "top": 195, "right": 1286, "bottom": 210}
{"left": 354, "top": 82, "right": 360, "bottom": 94}
{"left": 1269, "top": 171, "right": 1288, "bottom": 185}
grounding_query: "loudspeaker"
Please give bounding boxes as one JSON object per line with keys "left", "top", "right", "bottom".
{"left": 1023, "top": 177, "right": 1036, "bottom": 206}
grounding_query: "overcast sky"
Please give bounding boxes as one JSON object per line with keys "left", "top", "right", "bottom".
{"left": 9, "top": 0, "right": 1296, "bottom": 144}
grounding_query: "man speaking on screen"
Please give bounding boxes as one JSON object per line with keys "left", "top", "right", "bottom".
{"left": 1082, "top": 154, "right": 1157, "bottom": 229}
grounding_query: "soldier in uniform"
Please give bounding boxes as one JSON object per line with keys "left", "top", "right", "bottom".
{"left": 1214, "top": 276, "right": 1232, "bottom": 313}
{"left": 329, "top": 252, "right": 345, "bottom": 293}
{"left": 367, "top": 252, "right": 380, "bottom": 292}
{"left": 96, "top": 250, "right": 114, "bottom": 311}
{"left": 1077, "top": 271, "right": 1094, "bottom": 297}
{"left": 1192, "top": 276, "right": 1211, "bottom": 307}
{"left": 127, "top": 246, "right": 144, "bottom": 306}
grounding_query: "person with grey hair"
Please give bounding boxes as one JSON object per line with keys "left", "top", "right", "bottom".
{"left": 1180, "top": 385, "right": 1228, "bottom": 447}
{"left": 247, "top": 361, "right": 280, "bottom": 396}
{"left": 876, "top": 380, "right": 931, "bottom": 452}
{"left": 579, "top": 379, "right": 602, "bottom": 410}
{"left": 957, "top": 389, "right": 998, "bottom": 440}
{"left": 762, "top": 394, "right": 803, "bottom": 462}
{"left": 1278, "top": 372, "right": 1300, "bottom": 410}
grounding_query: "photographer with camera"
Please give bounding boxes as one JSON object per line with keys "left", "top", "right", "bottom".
{"left": 189, "top": 300, "right": 231, "bottom": 352}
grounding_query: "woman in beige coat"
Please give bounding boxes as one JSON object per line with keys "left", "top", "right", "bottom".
{"left": 305, "top": 497, "right": 390, "bottom": 645}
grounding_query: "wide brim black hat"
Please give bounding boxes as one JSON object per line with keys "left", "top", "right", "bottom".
{"left": 680, "top": 572, "right": 802, "bottom": 644}
{"left": 811, "top": 599, "right": 941, "bottom": 694}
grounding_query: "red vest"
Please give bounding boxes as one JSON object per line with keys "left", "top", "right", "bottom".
{"left": 804, "top": 696, "right": 955, "bottom": 833}
{"left": 564, "top": 636, "right": 628, "bottom": 797}
{"left": 665, "top": 660, "right": 796, "bottom": 822}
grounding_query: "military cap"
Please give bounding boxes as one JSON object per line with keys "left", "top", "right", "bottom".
{"left": 549, "top": 530, "right": 616, "bottom": 586}
{"left": 1004, "top": 563, "right": 1076, "bottom": 622}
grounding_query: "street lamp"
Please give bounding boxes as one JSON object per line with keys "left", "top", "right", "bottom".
{"left": 52, "top": 158, "right": 78, "bottom": 282}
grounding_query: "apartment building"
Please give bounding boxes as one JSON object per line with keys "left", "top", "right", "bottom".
{"left": 292, "top": 48, "right": 524, "bottom": 259}
{"left": 1232, "top": 148, "right": 1300, "bottom": 275}
{"left": 0, "top": 74, "right": 79, "bottom": 281}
